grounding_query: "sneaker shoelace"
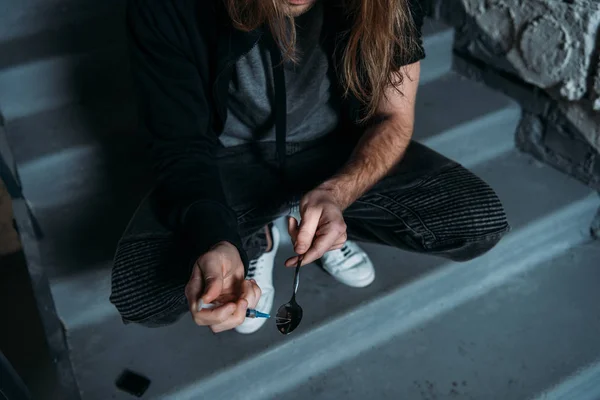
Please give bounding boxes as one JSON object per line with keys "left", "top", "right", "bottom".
{"left": 323, "top": 244, "right": 357, "bottom": 270}
{"left": 324, "top": 243, "right": 369, "bottom": 275}
{"left": 247, "top": 258, "right": 260, "bottom": 279}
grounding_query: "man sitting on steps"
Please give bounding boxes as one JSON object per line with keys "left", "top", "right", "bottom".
{"left": 110, "top": 0, "right": 510, "bottom": 334}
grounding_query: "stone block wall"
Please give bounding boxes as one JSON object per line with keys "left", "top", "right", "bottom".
{"left": 428, "top": 0, "right": 600, "bottom": 191}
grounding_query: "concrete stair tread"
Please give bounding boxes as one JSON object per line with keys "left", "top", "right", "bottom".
{"left": 54, "top": 148, "right": 597, "bottom": 399}
{"left": 1, "top": 0, "right": 128, "bottom": 119}
{"left": 1, "top": 13, "right": 126, "bottom": 71}
{"left": 414, "top": 73, "right": 518, "bottom": 142}
{"left": 419, "top": 19, "right": 454, "bottom": 86}
{"left": 422, "top": 18, "right": 453, "bottom": 37}
{"left": 6, "top": 97, "right": 138, "bottom": 165}
{"left": 281, "top": 240, "right": 600, "bottom": 400}
{"left": 1, "top": 0, "right": 124, "bottom": 42}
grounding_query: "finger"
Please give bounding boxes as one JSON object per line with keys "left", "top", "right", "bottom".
{"left": 185, "top": 263, "right": 203, "bottom": 313}
{"left": 301, "top": 229, "right": 341, "bottom": 266}
{"left": 192, "top": 302, "right": 237, "bottom": 326}
{"left": 286, "top": 227, "right": 346, "bottom": 267}
{"left": 285, "top": 242, "right": 346, "bottom": 268}
{"left": 329, "top": 242, "right": 345, "bottom": 251}
{"left": 295, "top": 207, "right": 322, "bottom": 254}
{"left": 287, "top": 216, "right": 299, "bottom": 244}
{"left": 210, "top": 298, "right": 249, "bottom": 333}
{"left": 239, "top": 279, "right": 260, "bottom": 310}
{"left": 285, "top": 255, "right": 302, "bottom": 267}
{"left": 212, "top": 279, "right": 261, "bottom": 332}
{"left": 316, "top": 226, "right": 347, "bottom": 241}
{"left": 329, "top": 232, "right": 348, "bottom": 250}
{"left": 246, "top": 279, "right": 262, "bottom": 309}
{"left": 199, "top": 262, "right": 224, "bottom": 305}
{"left": 286, "top": 239, "right": 345, "bottom": 267}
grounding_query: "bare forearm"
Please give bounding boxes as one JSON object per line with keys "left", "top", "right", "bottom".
{"left": 320, "top": 116, "right": 413, "bottom": 210}
{"left": 317, "top": 62, "right": 420, "bottom": 211}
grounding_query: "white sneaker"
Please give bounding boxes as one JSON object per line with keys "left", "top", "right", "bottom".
{"left": 235, "top": 225, "right": 280, "bottom": 334}
{"left": 320, "top": 241, "right": 375, "bottom": 288}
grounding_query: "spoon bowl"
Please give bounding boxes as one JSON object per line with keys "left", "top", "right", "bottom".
{"left": 276, "top": 297, "right": 303, "bottom": 335}
{"left": 276, "top": 257, "right": 304, "bottom": 335}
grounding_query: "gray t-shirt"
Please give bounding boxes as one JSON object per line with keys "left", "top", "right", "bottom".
{"left": 220, "top": 2, "right": 340, "bottom": 147}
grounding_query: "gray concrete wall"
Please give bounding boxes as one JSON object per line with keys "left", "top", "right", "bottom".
{"left": 430, "top": 0, "right": 600, "bottom": 154}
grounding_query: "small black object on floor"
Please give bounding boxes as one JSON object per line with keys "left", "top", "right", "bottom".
{"left": 115, "top": 369, "right": 151, "bottom": 397}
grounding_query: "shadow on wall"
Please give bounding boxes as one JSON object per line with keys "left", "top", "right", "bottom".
{"left": 1, "top": 1, "right": 152, "bottom": 278}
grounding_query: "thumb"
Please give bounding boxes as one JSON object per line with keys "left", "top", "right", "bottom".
{"left": 185, "top": 263, "right": 203, "bottom": 311}
{"left": 288, "top": 216, "right": 299, "bottom": 245}
{"left": 200, "top": 263, "right": 224, "bottom": 305}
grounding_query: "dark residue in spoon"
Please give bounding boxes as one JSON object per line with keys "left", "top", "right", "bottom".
{"left": 276, "top": 256, "right": 304, "bottom": 335}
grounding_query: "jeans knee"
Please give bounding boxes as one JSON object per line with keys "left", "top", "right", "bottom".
{"left": 120, "top": 310, "right": 187, "bottom": 328}
{"left": 441, "top": 228, "right": 509, "bottom": 262}
{"left": 110, "top": 286, "right": 190, "bottom": 327}
{"left": 111, "top": 296, "right": 189, "bottom": 328}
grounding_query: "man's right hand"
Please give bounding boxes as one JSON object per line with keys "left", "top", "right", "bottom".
{"left": 184, "top": 241, "right": 261, "bottom": 333}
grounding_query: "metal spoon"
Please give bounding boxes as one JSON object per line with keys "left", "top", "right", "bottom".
{"left": 276, "top": 256, "right": 303, "bottom": 335}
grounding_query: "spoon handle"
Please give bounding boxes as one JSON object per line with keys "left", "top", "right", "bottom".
{"left": 292, "top": 256, "right": 302, "bottom": 295}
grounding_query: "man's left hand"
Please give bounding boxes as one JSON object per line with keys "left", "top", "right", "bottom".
{"left": 286, "top": 187, "right": 348, "bottom": 267}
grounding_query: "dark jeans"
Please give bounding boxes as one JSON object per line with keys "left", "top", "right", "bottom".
{"left": 110, "top": 137, "right": 509, "bottom": 327}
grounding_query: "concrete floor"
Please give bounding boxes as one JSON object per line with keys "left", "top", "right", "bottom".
{"left": 288, "top": 246, "right": 600, "bottom": 400}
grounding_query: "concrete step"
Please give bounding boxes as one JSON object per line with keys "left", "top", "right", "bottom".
{"left": 413, "top": 73, "right": 520, "bottom": 165}
{"left": 420, "top": 19, "right": 454, "bottom": 85}
{"left": 59, "top": 150, "right": 597, "bottom": 400}
{"left": 0, "top": 0, "right": 124, "bottom": 43}
{"left": 279, "top": 234, "right": 600, "bottom": 400}
{"left": 0, "top": 0, "right": 128, "bottom": 120}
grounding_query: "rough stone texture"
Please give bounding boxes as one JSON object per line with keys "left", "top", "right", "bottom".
{"left": 429, "top": 0, "right": 600, "bottom": 156}
{"left": 516, "top": 110, "right": 600, "bottom": 191}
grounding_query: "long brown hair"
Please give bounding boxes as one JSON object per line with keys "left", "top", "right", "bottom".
{"left": 224, "top": 0, "right": 418, "bottom": 121}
